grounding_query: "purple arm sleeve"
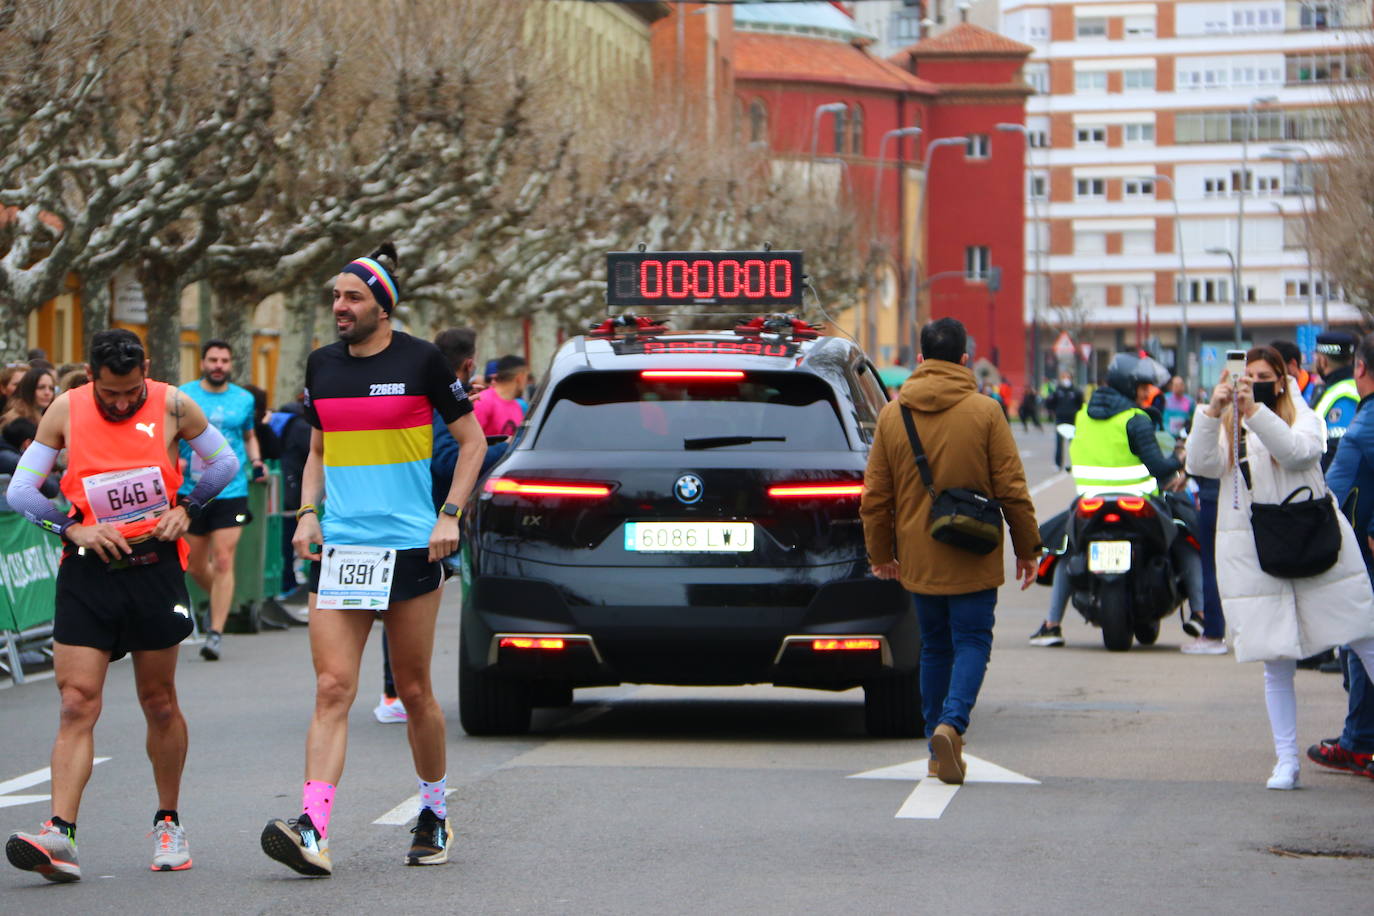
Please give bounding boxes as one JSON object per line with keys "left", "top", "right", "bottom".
{"left": 185, "top": 425, "right": 241, "bottom": 507}
{"left": 6, "top": 442, "right": 74, "bottom": 537}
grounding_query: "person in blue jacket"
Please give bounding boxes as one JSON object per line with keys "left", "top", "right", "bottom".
{"left": 1317, "top": 331, "right": 1374, "bottom": 778}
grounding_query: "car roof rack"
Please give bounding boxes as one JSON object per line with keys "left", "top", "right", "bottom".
{"left": 587, "top": 314, "right": 670, "bottom": 339}
{"left": 733, "top": 314, "right": 821, "bottom": 341}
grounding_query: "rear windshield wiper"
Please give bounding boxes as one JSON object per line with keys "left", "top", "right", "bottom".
{"left": 683, "top": 436, "right": 787, "bottom": 450}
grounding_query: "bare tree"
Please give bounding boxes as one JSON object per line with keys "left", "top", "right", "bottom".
{"left": 1312, "top": 51, "right": 1374, "bottom": 318}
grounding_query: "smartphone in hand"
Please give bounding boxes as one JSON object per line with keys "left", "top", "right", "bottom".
{"left": 1225, "top": 349, "right": 1247, "bottom": 380}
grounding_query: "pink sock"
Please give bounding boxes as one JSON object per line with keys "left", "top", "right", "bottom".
{"left": 302, "top": 780, "right": 336, "bottom": 837}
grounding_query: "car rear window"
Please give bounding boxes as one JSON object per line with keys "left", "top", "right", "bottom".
{"left": 535, "top": 371, "right": 850, "bottom": 451}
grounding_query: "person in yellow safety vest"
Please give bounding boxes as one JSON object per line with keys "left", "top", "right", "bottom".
{"left": 1029, "top": 353, "right": 1206, "bottom": 646}
{"left": 1312, "top": 331, "right": 1360, "bottom": 472}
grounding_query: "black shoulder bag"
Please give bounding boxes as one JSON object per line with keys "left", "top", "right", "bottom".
{"left": 1238, "top": 428, "right": 1341, "bottom": 578}
{"left": 900, "top": 406, "right": 1004, "bottom": 555}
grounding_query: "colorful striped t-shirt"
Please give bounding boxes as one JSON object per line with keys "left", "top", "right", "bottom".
{"left": 303, "top": 332, "right": 472, "bottom": 549}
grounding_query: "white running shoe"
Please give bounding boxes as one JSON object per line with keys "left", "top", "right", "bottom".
{"left": 6, "top": 821, "right": 80, "bottom": 882}
{"left": 1266, "top": 758, "right": 1301, "bottom": 790}
{"left": 150, "top": 816, "right": 192, "bottom": 871}
{"left": 374, "top": 694, "right": 408, "bottom": 724}
{"left": 1181, "top": 637, "right": 1228, "bottom": 655}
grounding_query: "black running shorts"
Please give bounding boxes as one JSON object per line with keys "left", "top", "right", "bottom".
{"left": 54, "top": 541, "right": 194, "bottom": 660}
{"left": 187, "top": 496, "right": 252, "bottom": 536}
{"left": 307, "top": 547, "right": 443, "bottom": 607}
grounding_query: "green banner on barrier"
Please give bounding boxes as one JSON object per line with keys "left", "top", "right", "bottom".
{"left": 0, "top": 512, "right": 61, "bottom": 633}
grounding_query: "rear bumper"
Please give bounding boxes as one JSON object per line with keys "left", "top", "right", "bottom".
{"left": 461, "top": 572, "right": 916, "bottom": 688}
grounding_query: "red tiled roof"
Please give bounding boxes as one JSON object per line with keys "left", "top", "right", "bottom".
{"left": 736, "top": 32, "right": 938, "bottom": 94}
{"left": 890, "top": 23, "right": 1034, "bottom": 59}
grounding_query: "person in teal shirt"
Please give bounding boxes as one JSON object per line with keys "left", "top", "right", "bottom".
{"left": 178, "top": 339, "right": 262, "bottom": 661}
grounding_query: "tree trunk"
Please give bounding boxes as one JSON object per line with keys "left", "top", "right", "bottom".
{"left": 275, "top": 285, "right": 319, "bottom": 402}
{"left": 139, "top": 266, "right": 185, "bottom": 384}
{"left": 209, "top": 285, "right": 255, "bottom": 380}
{"left": 0, "top": 296, "right": 31, "bottom": 364}
{"left": 80, "top": 276, "right": 112, "bottom": 358}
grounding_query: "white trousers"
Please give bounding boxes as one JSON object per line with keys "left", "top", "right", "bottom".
{"left": 1263, "top": 635, "right": 1374, "bottom": 762}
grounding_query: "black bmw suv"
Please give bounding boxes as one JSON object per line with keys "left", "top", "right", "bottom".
{"left": 459, "top": 269, "right": 917, "bottom": 738}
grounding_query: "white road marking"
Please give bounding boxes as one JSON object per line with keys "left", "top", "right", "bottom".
{"left": 848, "top": 754, "right": 1039, "bottom": 820}
{"left": 0, "top": 758, "right": 110, "bottom": 808}
{"left": 1029, "top": 470, "right": 1069, "bottom": 498}
{"left": 373, "top": 788, "right": 457, "bottom": 826}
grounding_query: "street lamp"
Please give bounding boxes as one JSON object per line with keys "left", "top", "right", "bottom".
{"left": 1207, "top": 246, "right": 1243, "bottom": 348}
{"left": 997, "top": 122, "right": 1042, "bottom": 389}
{"left": 809, "top": 102, "right": 849, "bottom": 163}
{"left": 1265, "top": 145, "right": 1325, "bottom": 329}
{"left": 870, "top": 126, "right": 922, "bottom": 241}
{"left": 1236, "top": 95, "right": 1278, "bottom": 319}
{"left": 908, "top": 136, "right": 969, "bottom": 362}
{"left": 1130, "top": 174, "right": 1189, "bottom": 386}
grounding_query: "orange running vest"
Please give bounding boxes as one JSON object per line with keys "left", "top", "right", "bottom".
{"left": 62, "top": 380, "right": 184, "bottom": 543}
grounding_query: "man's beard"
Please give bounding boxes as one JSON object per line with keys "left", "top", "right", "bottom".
{"left": 95, "top": 384, "right": 148, "bottom": 422}
{"left": 203, "top": 369, "right": 230, "bottom": 385}
{"left": 337, "top": 309, "right": 381, "bottom": 344}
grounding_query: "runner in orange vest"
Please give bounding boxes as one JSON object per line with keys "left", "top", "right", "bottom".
{"left": 4, "top": 329, "right": 239, "bottom": 883}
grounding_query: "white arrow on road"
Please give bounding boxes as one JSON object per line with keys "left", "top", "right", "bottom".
{"left": 848, "top": 755, "right": 1038, "bottom": 820}
{"left": 0, "top": 759, "right": 110, "bottom": 809}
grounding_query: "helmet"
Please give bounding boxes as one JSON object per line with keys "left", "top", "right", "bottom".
{"left": 1106, "top": 352, "right": 1169, "bottom": 400}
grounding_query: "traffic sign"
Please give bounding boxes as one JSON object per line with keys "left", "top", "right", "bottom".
{"left": 1053, "top": 331, "right": 1075, "bottom": 359}
{"left": 1296, "top": 324, "right": 1320, "bottom": 364}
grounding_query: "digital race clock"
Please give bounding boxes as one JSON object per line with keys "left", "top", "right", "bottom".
{"left": 606, "top": 251, "right": 805, "bottom": 308}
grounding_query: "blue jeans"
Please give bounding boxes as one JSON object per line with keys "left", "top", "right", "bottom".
{"left": 1340, "top": 648, "right": 1374, "bottom": 753}
{"left": 1197, "top": 486, "right": 1227, "bottom": 640}
{"left": 912, "top": 589, "right": 997, "bottom": 737}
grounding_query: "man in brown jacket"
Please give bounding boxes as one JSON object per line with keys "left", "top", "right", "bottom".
{"left": 860, "top": 318, "right": 1041, "bottom": 785}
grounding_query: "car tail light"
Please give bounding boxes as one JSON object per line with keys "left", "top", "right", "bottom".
{"left": 1076, "top": 497, "right": 1105, "bottom": 516}
{"left": 768, "top": 483, "right": 864, "bottom": 499}
{"left": 499, "top": 637, "right": 566, "bottom": 651}
{"left": 484, "top": 478, "right": 613, "bottom": 498}
{"left": 812, "top": 638, "right": 882, "bottom": 651}
{"left": 640, "top": 370, "right": 745, "bottom": 381}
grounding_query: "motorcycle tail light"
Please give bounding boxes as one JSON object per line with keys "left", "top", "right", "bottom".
{"left": 1077, "top": 497, "right": 1104, "bottom": 516}
{"left": 1103, "top": 512, "right": 1121, "bottom": 523}
{"left": 1116, "top": 496, "right": 1152, "bottom": 515}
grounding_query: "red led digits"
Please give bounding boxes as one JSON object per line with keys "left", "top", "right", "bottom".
{"left": 718, "top": 259, "right": 741, "bottom": 297}
{"left": 640, "top": 260, "right": 663, "bottom": 298}
{"left": 691, "top": 260, "right": 715, "bottom": 298}
{"left": 742, "top": 260, "right": 766, "bottom": 298}
{"left": 768, "top": 260, "right": 792, "bottom": 298}
{"left": 665, "top": 260, "right": 690, "bottom": 298}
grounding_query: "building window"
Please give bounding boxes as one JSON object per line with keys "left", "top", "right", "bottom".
{"left": 1122, "top": 230, "right": 1155, "bottom": 254}
{"left": 1122, "top": 69, "right": 1155, "bottom": 91}
{"left": 1027, "top": 128, "right": 1049, "bottom": 148}
{"left": 1124, "top": 178, "right": 1155, "bottom": 197}
{"left": 1076, "top": 17, "right": 1107, "bottom": 37}
{"left": 1028, "top": 172, "right": 1048, "bottom": 200}
{"left": 850, "top": 104, "right": 864, "bottom": 155}
{"left": 895, "top": 10, "right": 922, "bottom": 41}
{"left": 1287, "top": 52, "right": 1365, "bottom": 85}
{"left": 965, "top": 246, "right": 992, "bottom": 280}
{"left": 749, "top": 100, "right": 768, "bottom": 147}
{"left": 1283, "top": 161, "right": 1318, "bottom": 194}
{"left": 1075, "top": 231, "right": 1107, "bottom": 255}
{"left": 966, "top": 134, "right": 990, "bottom": 159}
{"left": 1203, "top": 176, "right": 1229, "bottom": 197}
{"left": 1075, "top": 126, "right": 1106, "bottom": 146}
{"left": 1300, "top": 3, "right": 1342, "bottom": 30}
{"left": 1178, "top": 277, "right": 1231, "bottom": 303}
{"left": 832, "top": 107, "right": 847, "bottom": 154}
{"left": 1175, "top": 109, "right": 1332, "bottom": 144}
{"left": 1075, "top": 71, "right": 1108, "bottom": 93}
{"left": 1024, "top": 63, "right": 1049, "bottom": 94}
{"left": 1075, "top": 283, "right": 1107, "bottom": 308}
{"left": 1076, "top": 178, "right": 1106, "bottom": 199}
{"left": 1123, "top": 123, "right": 1155, "bottom": 144}
{"left": 1124, "top": 15, "right": 1156, "bottom": 37}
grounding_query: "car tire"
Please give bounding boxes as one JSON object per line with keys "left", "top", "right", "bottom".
{"left": 459, "top": 649, "right": 533, "bottom": 736}
{"left": 863, "top": 668, "right": 924, "bottom": 738}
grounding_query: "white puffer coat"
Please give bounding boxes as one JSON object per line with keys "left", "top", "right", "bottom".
{"left": 1186, "top": 382, "right": 1374, "bottom": 663}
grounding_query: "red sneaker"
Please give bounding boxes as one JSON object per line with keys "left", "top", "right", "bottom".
{"left": 1306, "top": 742, "right": 1373, "bottom": 776}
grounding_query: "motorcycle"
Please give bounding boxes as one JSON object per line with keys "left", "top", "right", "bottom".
{"left": 1039, "top": 431, "right": 1200, "bottom": 651}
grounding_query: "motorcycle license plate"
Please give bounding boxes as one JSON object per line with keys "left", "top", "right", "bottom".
{"left": 1088, "top": 540, "right": 1131, "bottom": 573}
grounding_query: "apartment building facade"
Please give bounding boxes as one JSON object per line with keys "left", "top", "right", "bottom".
{"left": 1000, "top": 0, "right": 1366, "bottom": 384}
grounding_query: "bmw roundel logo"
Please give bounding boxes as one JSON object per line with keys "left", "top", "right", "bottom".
{"left": 674, "top": 474, "right": 704, "bottom": 505}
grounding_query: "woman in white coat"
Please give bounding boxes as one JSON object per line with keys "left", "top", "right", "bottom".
{"left": 1187, "top": 345, "right": 1374, "bottom": 789}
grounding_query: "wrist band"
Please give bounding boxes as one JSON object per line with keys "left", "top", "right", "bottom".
{"left": 296, "top": 505, "right": 318, "bottom": 520}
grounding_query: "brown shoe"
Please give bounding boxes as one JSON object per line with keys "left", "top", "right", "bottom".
{"left": 929, "top": 724, "right": 965, "bottom": 785}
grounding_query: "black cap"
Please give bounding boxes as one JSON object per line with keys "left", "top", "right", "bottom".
{"left": 1316, "top": 331, "right": 1356, "bottom": 359}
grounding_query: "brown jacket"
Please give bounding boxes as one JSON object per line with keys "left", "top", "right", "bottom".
{"left": 860, "top": 360, "right": 1041, "bottom": 595}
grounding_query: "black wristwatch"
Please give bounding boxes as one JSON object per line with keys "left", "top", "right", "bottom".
{"left": 176, "top": 495, "right": 204, "bottom": 522}
{"left": 440, "top": 502, "right": 461, "bottom": 518}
